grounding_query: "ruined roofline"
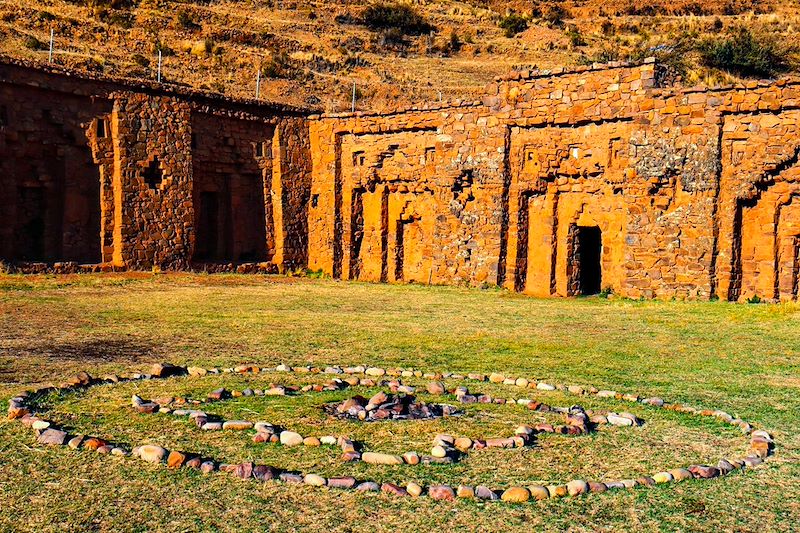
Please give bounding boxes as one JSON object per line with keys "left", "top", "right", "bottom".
{"left": 493, "top": 56, "right": 659, "bottom": 83}
{"left": 0, "top": 55, "right": 315, "bottom": 117}
{"left": 310, "top": 58, "right": 664, "bottom": 121}
{"left": 314, "top": 59, "right": 800, "bottom": 122}
{"left": 496, "top": 55, "right": 800, "bottom": 94}
{"left": 310, "top": 100, "right": 483, "bottom": 121}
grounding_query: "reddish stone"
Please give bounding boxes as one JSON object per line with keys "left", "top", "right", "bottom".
{"left": 381, "top": 483, "right": 408, "bottom": 496}
{"left": 327, "top": 477, "right": 356, "bottom": 489}
{"left": 429, "top": 485, "right": 456, "bottom": 500}
{"left": 688, "top": 465, "right": 720, "bottom": 479}
{"left": 167, "top": 451, "right": 187, "bottom": 468}
{"left": 235, "top": 462, "right": 254, "bottom": 479}
{"left": 83, "top": 438, "right": 107, "bottom": 451}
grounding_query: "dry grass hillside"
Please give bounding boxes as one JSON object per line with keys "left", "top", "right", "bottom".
{"left": 1, "top": 0, "right": 799, "bottom": 111}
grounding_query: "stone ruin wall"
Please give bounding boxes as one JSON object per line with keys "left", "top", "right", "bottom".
{"left": 0, "top": 59, "right": 310, "bottom": 273}
{"left": 3, "top": 58, "right": 800, "bottom": 301}
{"left": 308, "top": 61, "right": 800, "bottom": 302}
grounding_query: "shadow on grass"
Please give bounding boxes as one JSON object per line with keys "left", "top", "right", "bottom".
{"left": 17, "top": 338, "right": 162, "bottom": 364}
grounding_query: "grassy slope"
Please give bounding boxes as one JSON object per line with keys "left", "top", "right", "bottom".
{"left": 1, "top": 1, "right": 799, "bottom": 111}
{"left": 0, "top": 273, "right": 798, "bottom": 531}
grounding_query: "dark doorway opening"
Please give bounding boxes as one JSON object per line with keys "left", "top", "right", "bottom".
{"left": 16, "top": 186, "right": 47, "bottom": 261}
{"left": 195, "top": 191, "right": 221, "bottom": 261}
{"left": 575, "top": 226, "right": 602, "bottom": 295}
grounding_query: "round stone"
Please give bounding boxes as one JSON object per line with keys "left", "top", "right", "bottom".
{"left": 403, "top": 452, "right": 420, "bottom": 465}
{"left": 304, "top": 474, "right": 326, "bottom": 486}
{"left": 426, "top": 382, "right": 446, "bottom": 395}
{"left": 475, "top": 486, "right": 498, "bottom": 500}
{"left": 528, "top": 485, "right": 549, "bottom": 500}
{"left": 380, "top": 483, "right": 408, "bottom": 496}
{"left": 454, "top": 437, "right": 473, "bottom": 451}
{"left": 669, "top": 468, "right": 693, "bottom": 481}
{"left": 406, "top": 482, "right": 423, "bottom": 497}
{"left": 652, "top": 472, "right": 674, "bottom": 484}
{"left": 355, "top": 482, "right": 380, "bottom": 492}
{"left": 501, "top": 487, "right": 530, "bottom": 503}
{"left": 429, "top": 485, "right": 456, "bottom": 500}
{"left": 303, "top": 437, "right": 321, "bottom": 446}
{"left": 566, "top": 479, "right": 589, "bottom": 496}
{"left": 167, "top": 450, "right": 187, "bottom": 468}
{"left": 588, "top": 481, "right": 608, "bottom": 493}
{"left": 280, "top": 431, "right": 304, "bottom": 447}
{"left": 456, "top": 485, "right": 475, "bottom": 499}
{"left": 327, "top": 477, "right": 356, "bottom": 489}
{"left": 139, "top": 445, "right": 168, "bottom": 464}
{"left": 431, "top": 445, "right": 449, "bottom": 458}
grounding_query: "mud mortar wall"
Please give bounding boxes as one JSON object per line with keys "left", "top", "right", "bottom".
{"left": 308, "top": 61, "right": 800, "bottom": 302}
{"left": 0, "top": 59, "right": 309, "bottom": 273}
{"left": 4, "top": 57, "right": 800, "bottom": 301}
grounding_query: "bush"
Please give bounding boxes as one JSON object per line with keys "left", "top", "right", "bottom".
{"left": 76, "top": 0, "right": 136, "bottom": 8}
{"left": 699, "top": 28, "right": 795, "bottom": 78}
{"left": 362, "top": 3, "right": 434, "bottom": 35}
{"left": 543, "top": 5, "right": 570, "bottom": 27}
{"left": 108, "top": 11, "right": 134, "bottom": 28}
{"left": 132, "top": 53, "right": 150, "bottom": 67}
{"left": 566, "top": 27, "right": 585, "bottom": 47}
{"left": 177, "top": 9, "right": 200, "bottom": 31}
{"left": 449, "top": 30, "right": 462, "bottom": 52}
{"left": 23, "top": 36, "right": 43, "bottom": 50}
{"left": 498, "top": 14, "right": 528, "bottom": 37}
{"left": 262, "top": 52, "right": 292, "bottom": 78}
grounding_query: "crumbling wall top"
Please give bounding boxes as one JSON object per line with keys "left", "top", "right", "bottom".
{"left": 0, "top": 55, "right": 312, "bottom": 117}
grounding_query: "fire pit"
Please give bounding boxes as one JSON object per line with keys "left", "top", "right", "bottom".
{"left": 324, "top": 391, "right": 460, "bottom": 422}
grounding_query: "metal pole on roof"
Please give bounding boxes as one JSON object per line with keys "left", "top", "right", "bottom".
{"left": 351, "top": 81, "right": 356, "bottom": 113}
{"left": 157, "top": 50, "right": 162, "bottom": 83}
{"left": 48, "top": 29, "right": 54, "bottom": 63}
{"left": 256, "top": 68, "right": 261, "bottom": 101}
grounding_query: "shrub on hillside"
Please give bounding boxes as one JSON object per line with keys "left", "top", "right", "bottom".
{"left": 23, "top": 36, "right": 43, "bottom": 50}
{"left": 498, "top": 14, "right": 528, "bottom": 37}
{"left": 177, "top": 10, "right": 200, "bottom": 31}
{"left": 699, "top": 28, "right": 796, "bottom": 78}
{"left": 362, "top": 3, "right": 434, "bottom": 35}
{"left": 542, "top": 5, "right": 570, "bottom": 27}
{"left": 70, "top": 0, "right": 136, "bottom": 8}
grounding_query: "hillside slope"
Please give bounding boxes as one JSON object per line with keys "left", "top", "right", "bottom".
{"left": 1, "top": 0, "right": 797, "bottom": 111}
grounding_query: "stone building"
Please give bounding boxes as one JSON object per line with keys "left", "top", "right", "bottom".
{"left": 2, "top": 57, "right": 800, "bottom": 302}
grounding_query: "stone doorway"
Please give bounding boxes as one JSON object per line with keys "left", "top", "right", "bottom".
{"left": 16, "top": 186, "right": 47, "bottom": 261}
{"left": 569, "top": 225, "right": 602, "bottom": 296}
{"left": 194, "top": 191, "right": 221, "bottom": 261}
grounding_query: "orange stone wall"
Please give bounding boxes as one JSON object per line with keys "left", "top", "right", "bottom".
{"left": 308, "top": 61, "right": 800, "bottom": 302}
{"left": 4, "top": 58, "right": 800, "bottom": 301}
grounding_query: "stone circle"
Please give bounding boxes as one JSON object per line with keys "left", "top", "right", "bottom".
{"left": 7, "top": 362, "right": 775, "bottom": 503}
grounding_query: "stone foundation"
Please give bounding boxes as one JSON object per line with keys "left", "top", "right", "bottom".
{"left": 3, "top": 56, "right": 800, "bottom": 301}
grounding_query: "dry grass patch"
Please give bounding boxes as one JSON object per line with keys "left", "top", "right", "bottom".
{"left": 1, "top": 273, "right": 799, "bottom": 531}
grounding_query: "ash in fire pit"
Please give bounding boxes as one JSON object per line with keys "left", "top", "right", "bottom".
{"left": 325, "top": 391, "right": 460, "bottom": 421}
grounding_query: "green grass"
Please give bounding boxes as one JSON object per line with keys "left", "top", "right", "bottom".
{"left": 0, "top": 273, "right": 798, "bottom": 532}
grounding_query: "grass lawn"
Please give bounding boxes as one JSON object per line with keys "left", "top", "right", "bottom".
{"left": 0, "top": 273, "right": 798, "bottom": 532}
